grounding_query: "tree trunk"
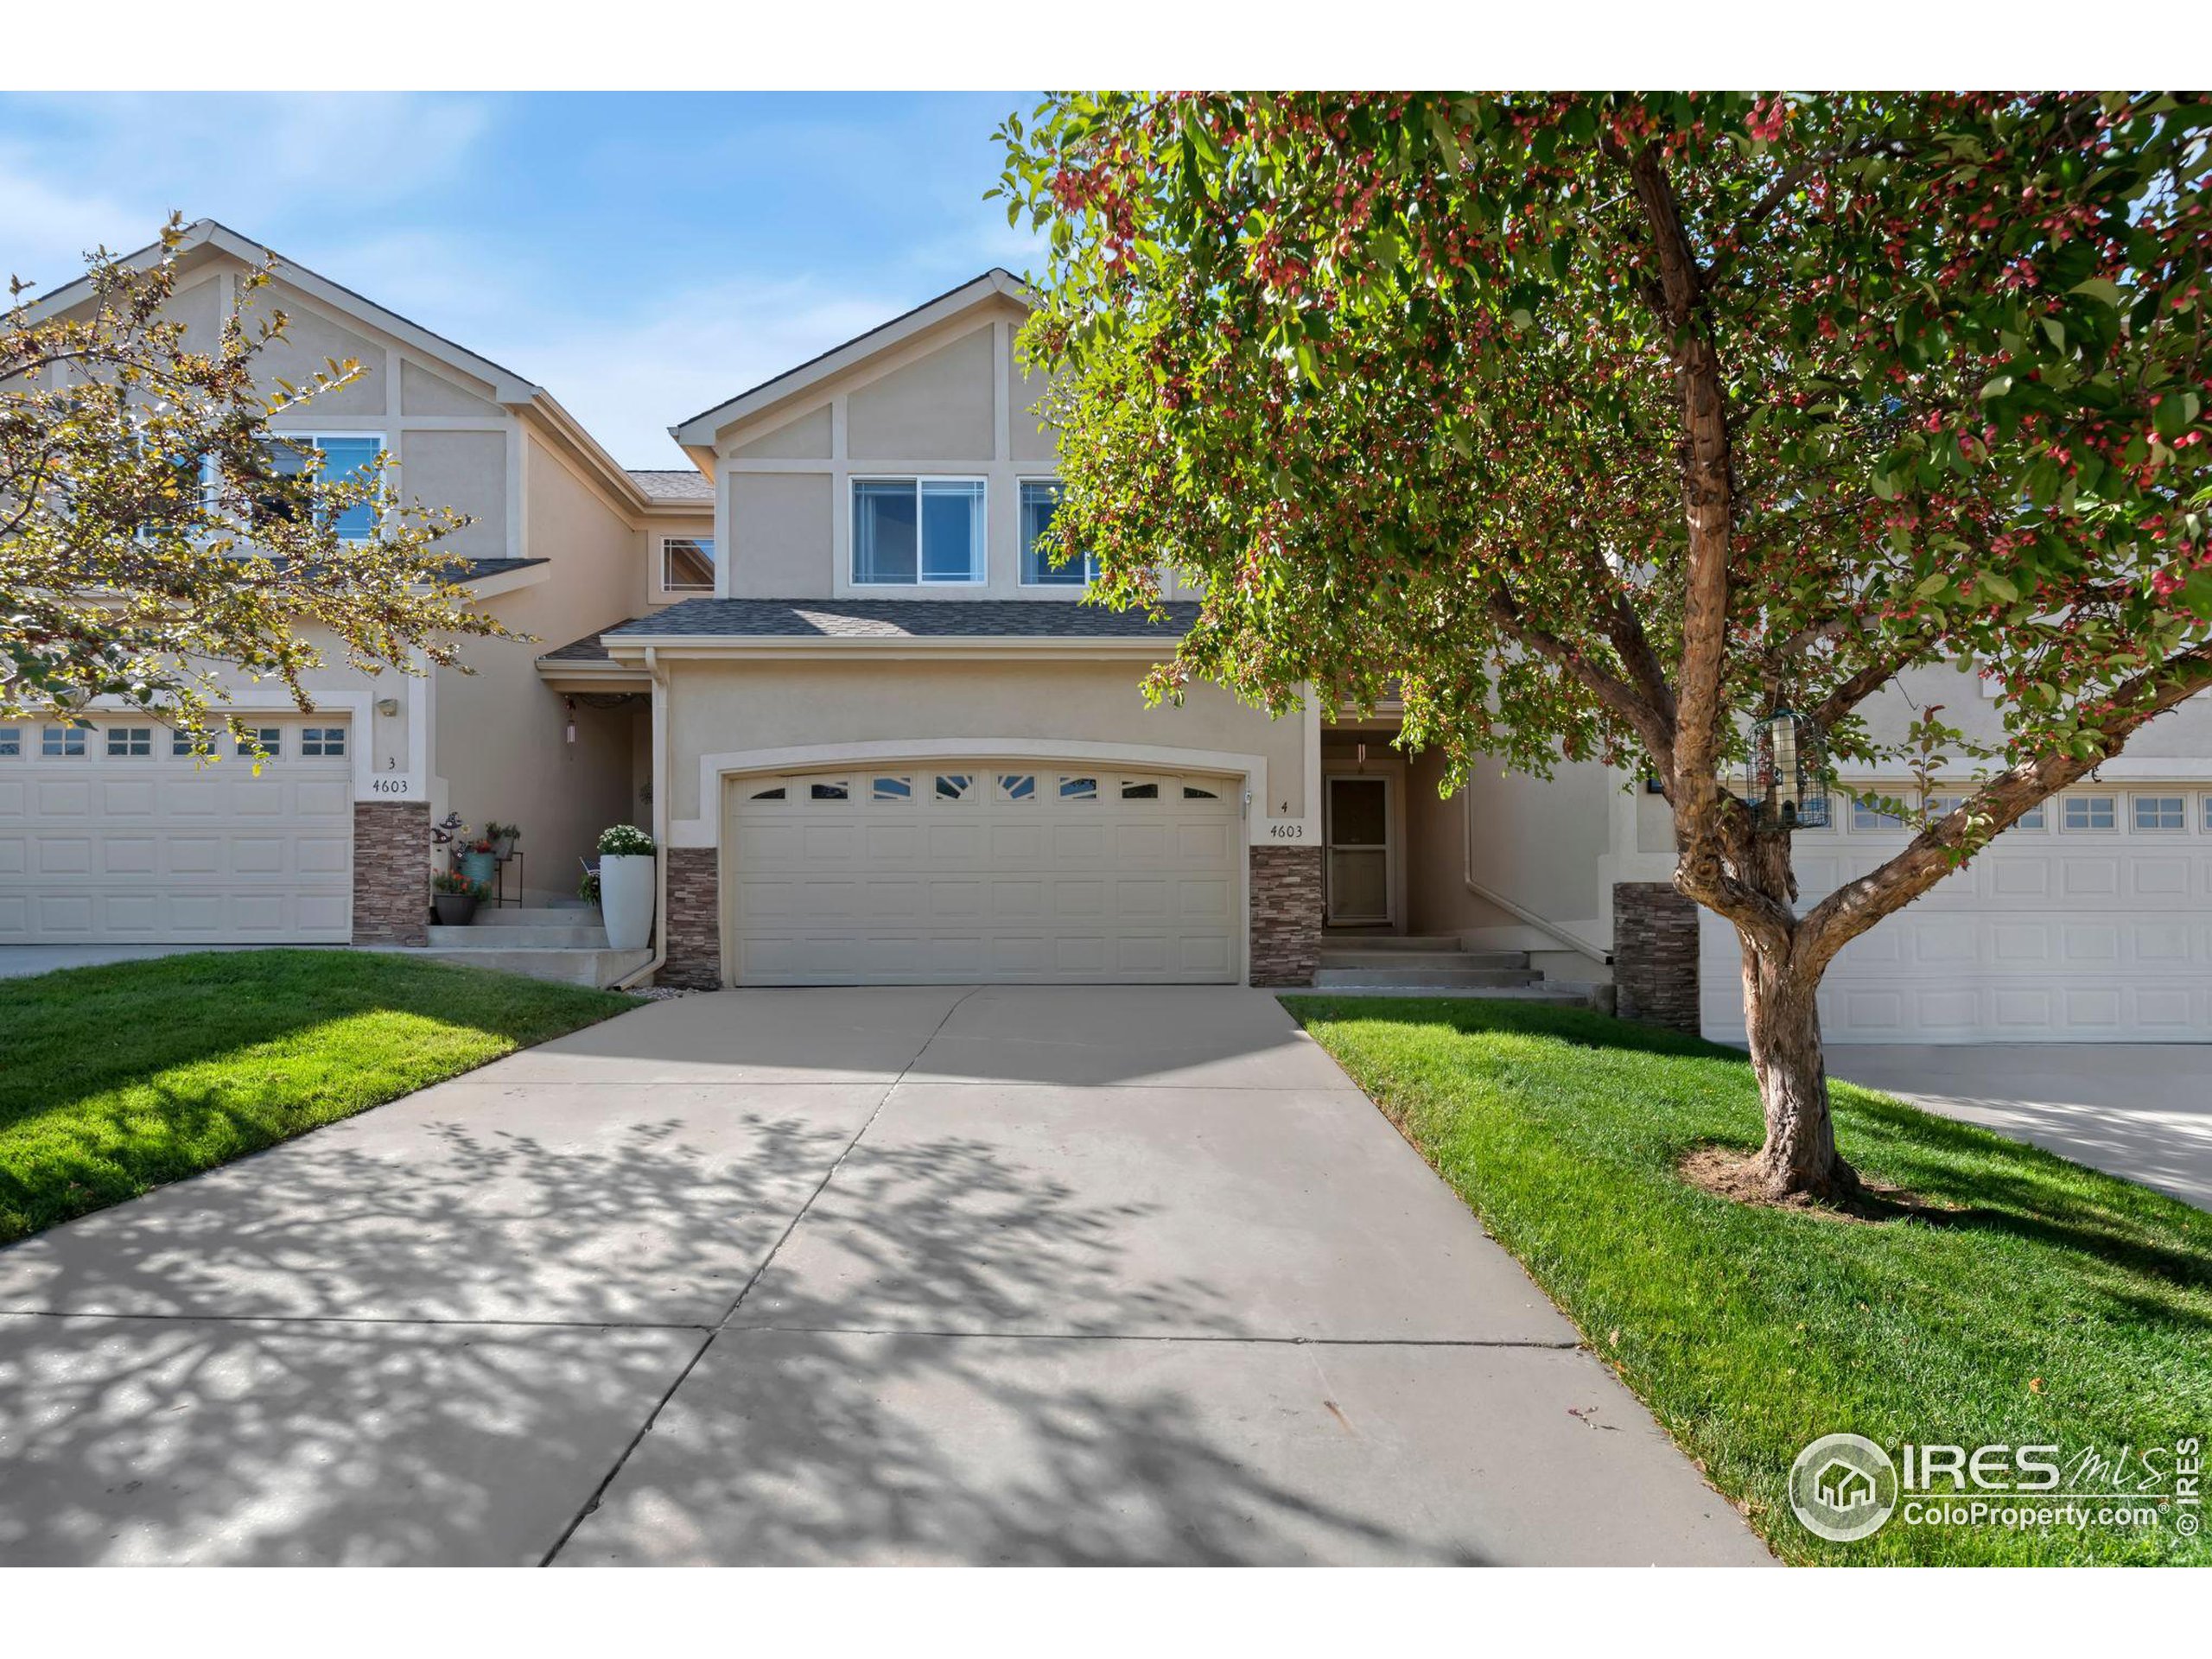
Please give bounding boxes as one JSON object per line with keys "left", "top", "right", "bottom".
{"left": 1738, "top": 936, "right": 1859, "bottom": 1201}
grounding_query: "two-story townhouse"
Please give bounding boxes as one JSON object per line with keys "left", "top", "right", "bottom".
{"left": 538, "top": 270, "right": 1325, "bottom": 990}
{"left": 0, "top": 221, "right": 698, "bottom": 954}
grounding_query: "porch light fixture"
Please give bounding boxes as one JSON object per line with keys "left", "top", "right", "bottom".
{"left": 1745, "top": 707, "right": 1829, "bottom": 832}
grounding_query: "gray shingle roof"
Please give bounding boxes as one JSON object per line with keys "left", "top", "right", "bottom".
{"left": 626, "top": 469, "right": 715, "bottom": 503}
{"left": 606, "top": 598, "right": 1198, "bottom": 641}
{"left": 537, "top": 622, "right": 632, "bottom": 664}
{"left": 450, "top": 556, "right": 549, "bottom": 581}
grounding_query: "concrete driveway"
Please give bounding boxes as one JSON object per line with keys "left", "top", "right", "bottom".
{"left": 1827, "top": 1044, "right": 2212, "bottom": 1213}
{"left": 0, "top": 987, "right": 1765, "bottom": 1566}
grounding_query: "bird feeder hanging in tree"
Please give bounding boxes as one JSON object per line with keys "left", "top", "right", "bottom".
{"left": 1747, "top": 707, "right": 1829, "bottom": 831}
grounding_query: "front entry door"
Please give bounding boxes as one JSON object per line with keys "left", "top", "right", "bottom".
{"left": 1324, "top": 774, "right": 1391, "bottom": 926}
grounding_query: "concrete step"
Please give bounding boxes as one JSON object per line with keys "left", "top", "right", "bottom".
{"left": 411, "top": 945, "right": 652, "bottom": 989}
{"left": 1288, "top": 983, "right": 1592, "bottom": 1003}
{"left": 1316, "top": 949, "right": 1529, "bottom": 971}
{"left": 428, "top": 922, "right": 608, "bottom": 950}
{"left": 1318, "top": 934, "right": 1467, "bottom": 952}
{"left": 470, "top": 906, "right": 599, "bottom": 930}
{"left": 1313, "top": 964, "right": 1543, "bottom": 989}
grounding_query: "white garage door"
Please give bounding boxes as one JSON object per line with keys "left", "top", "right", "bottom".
{"left": 0, "top": 718, "right": 353, "bottom": 944}
{"left": 1700, "top": 785, "right": 2212, "bottom": 1044}
{"left": 727, "top": 762, "right": 1242, "bottom": 985}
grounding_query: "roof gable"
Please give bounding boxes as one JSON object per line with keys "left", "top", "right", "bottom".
{"left": 670, "top": 269, "right": 1031, "bottom": 451}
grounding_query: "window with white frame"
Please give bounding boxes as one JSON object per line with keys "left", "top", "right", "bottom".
{"left": 106, "top": 727, "right": 152, "bottom": 758}
{"left": 1923, "top": 793, "right": 1965, "bottom": 819}
{"left": 1019, "top": 480, "right": 1090, "bottom": 587}
{"left": 1850, "top": 794, "right": 1904, "bottom": 830}
{"left": 41, "top": 726, "right": 86, "bottom": 758}
{"left": 236, "top": 726, "right": 283, "bottom": 760}
{"left": 661, "top": 537, "right": 716, "bottom": 593}
{"left": 2062, "top": 795, "right": 2115, "bottom": 831}
{"left": 301, "top": 727, "right": 346, "bottom": 758}
{"left": 0, "top": 728, "right": 18, "bottom": 758}
{"left": 2133, "top": 794, "right": 2185, "bottom": 831}
{"left": 254, "top": 434, "right": 383, "bottom": 542}
{"left": 2017, "top": 803, "right": 2046, "bottom": 830}
{"left": 852, "top": 478, "right": 985, "bottom": 585}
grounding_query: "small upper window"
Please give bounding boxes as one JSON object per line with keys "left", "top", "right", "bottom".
{"left": 2017, "top": 804, "right": 2046, "bottom": 830}
{"left": 935, "top": 773, "right": 974, "bottom": 801}
{"left": 997, "top": 773, "right": 1036, "bottom": 801}
{"left": 301, "top": 727, "right": 346, "bottom": 758}
{"left": 106, "top": 727, "right": 152, "bottom": 758}
{"left": 1850, "top": 796, "right": 1903, "bottom": 830}
{"left": 1183, "top": 784, "right": 1218, "bottom": 800}
{"left": 0, "top": 728, "right": 19, "bottom": 758}
{"left": 42, "top": 726, "right": 86, "bottom": 758}
{"left": 1120, "top": 779, "right": 1161, "bottom": 800}
{"left": 809, "top": 780, "right": 849, "bottom": 802}
{"left": 1020, "top": 480, "right": 1090, "bottom": 587}
{"left": 662, "top": 537, "right": 716, "bottom": 594}
{"left": 872, "top": 776, "right": 912, "bottom": 802}
{"left": 750, "top": 785, "right": 786, "bottom": 800}
{"left": 173, "top": 730, "right": 199, "bottom": 757}
{"left": 2133, "top": 795, "right": 2185, "bottom": 831}
{"left": 1058, "top": 775, "right": 1098, "bottom": 802}
{"left": 256, "top": 434, "right": 382, "bottom": 542}
{"left": 853, "top": 479, "right": 986, "bottom": 585}
{"left": 2063, "top": 796, "right": 2115, "bottom": 831}
{"left": 237, "top": 727, "right": 282, "bottom": 760}
{"left": 1923, "top": 795, "right": 1963, "bottom": 818}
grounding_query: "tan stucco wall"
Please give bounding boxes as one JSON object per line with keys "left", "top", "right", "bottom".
{"left": 728, "top": 474, "right": 833, "bottom": 598}
{"left": 429, "top": 427, "right": 647, "bottom": 897}
{"left": 243, "top": 292, "right": 388, "bottom": 417}
{"left": 639, "top": 512, "right": 719, "bottom": 610}
{"left": 400, "top": 429, "right": 507, "bottom": 560}
{"left": 401, "top": 358, "right": 501, "bottom": 416}
{"left": 735, "top": 405, "right": 832, "bottom": 460}
{"left": 846, "top": 325, "right": 995, "bottom": 461}
{"left": 1394, "top": 746, "right": 1614, "bottom": 938}
{"left": 662, "top": 655, "right": 1305, "bottom": 834}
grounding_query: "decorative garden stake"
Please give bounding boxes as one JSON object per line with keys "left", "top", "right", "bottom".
{"left": 1748, "top": 709, "right": 1829, "bottom": 833}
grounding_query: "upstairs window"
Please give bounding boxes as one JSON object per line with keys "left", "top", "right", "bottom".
{"left": 661, "top": 537, "right": 716, "bottom": 593}
{"left": 852, "top": 478, "right": 985, "bottom": 585}
{"left": 1019, "top": 480, "right": 1091, "bottom": 587}
{"left": 254, "top": 434, "right": 383, "bottom": 543}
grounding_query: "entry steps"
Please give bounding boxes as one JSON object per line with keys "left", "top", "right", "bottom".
{"left": 410, "top": 905, "right": 649, "bottom": 989}
{"left": 1315, "top": 933, "right": 1559, "bottom": 992}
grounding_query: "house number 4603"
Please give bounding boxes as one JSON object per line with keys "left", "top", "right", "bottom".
{"left": 1267, "top": 823, "right": 1304, "bottom": 839}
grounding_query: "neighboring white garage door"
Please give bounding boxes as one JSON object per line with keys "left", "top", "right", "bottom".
{"left": 727, "top": 762, "right": 1241, "bottom": 985}
{"left": 1700, "top": 785, "right": 2212, "bottom": 1044}
{"left": 0, "top": 718, "right": 353, "bottom": 944}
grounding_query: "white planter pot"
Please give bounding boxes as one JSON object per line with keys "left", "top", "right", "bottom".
{"left": 599, "top": 853, "right": 655, "bottom": 951}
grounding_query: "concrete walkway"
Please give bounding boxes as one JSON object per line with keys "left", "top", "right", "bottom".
{"left": 0, "top": 987, "right": 1766, "bottom": 1566}
{"left": 1828, "top": 1044, "right": 2212, "bottom": 1213}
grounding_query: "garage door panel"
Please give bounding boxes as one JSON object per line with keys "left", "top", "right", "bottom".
{"left": 728, "top": 762, "right": 1239, "bottom": 986}
{"left": 1700, "top": 797, "right": 2212, "bottom": 1042}
{"left": 0, "top": 720, "right": 352, "bottom": 944}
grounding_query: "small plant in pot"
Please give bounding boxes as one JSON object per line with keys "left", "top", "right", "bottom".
{"left": 455, "top": 827, "right": 499, "bottom": 887}
{"left": 486, "top": 820, "right": 521, "bottom": 860}
{"left": 595, "top": 823, "right": 656, "bottom": 951}
{"left": 430, "top": 871, "right": 488, "bottom": 926}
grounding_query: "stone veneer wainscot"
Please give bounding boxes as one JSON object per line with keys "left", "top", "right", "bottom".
{"left": 1248, "top": 843, "right": 1323, "bottom": 988}
{"left": 353, "top": 800, "right": 429, "bottom": 946}
{"left": 1612, "top": 880, "right": 1700, "bottom": 1034}
{"left": 659, "top": 845, "right": 723, "bottom": 988}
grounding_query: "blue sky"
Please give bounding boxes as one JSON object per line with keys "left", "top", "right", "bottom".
{"left": 0, "top": 92, "right": 1044, "bottom": 467}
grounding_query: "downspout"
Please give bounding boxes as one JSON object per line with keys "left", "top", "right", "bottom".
{"left": 611, "top": 645, "right": 671, "bottom": 990}
{"left": 1462, "top": 795, "right": 1613, "bottom": 965}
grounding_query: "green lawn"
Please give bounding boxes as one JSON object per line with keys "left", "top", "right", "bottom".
{"left": 0, "top": 950, "right": 636, "bottom": 1244}
{"left": 1285, "top": 995, "right": 2212, "bottom": 1567}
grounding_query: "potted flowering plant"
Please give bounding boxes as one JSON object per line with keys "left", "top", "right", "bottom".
{"left": 430, "top": 871, "right": 488, "bottom": 926}
{"left": 595, "top": 823, "right": 656, "bottom": 950}
{"left": 456, "top": 829, "right": 499, "bottom": 887}
{"left": 486, "top": 820, "right": 522, "bottom": 860}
